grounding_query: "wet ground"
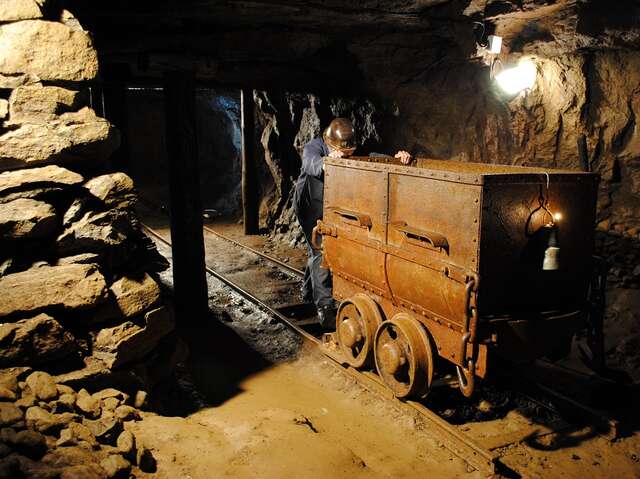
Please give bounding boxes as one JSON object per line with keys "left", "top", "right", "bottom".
{"left": 134, "top": 205, "right": 640, "bottom": 478}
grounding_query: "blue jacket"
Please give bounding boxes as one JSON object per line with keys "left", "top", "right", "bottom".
{"left": 300, "top": 137, "right": 329, "bottom": 182}
{"left": 293, "top": 137, "right": 329, "bottom": 227}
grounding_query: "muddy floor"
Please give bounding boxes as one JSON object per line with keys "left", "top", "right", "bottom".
{"left": 135, "top": 208, "right": 640, "bottom": 479}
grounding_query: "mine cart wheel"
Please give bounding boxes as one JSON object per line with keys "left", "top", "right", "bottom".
{"left": 336, "top": 294, "right": 383, "bottom": 368}
{"left": 374, "top": 313, "right": 434, "bottom": 398}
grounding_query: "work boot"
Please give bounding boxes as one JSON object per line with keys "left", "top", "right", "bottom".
{"left": 317, "top": 303, "right": 336, "bottom": 332}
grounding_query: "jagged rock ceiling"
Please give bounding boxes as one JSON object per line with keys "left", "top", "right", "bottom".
{"left": 64, "top": 0, "right": 640, "bottom": 92}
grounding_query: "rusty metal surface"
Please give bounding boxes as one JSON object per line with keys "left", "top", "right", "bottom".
{"left": 320, "top": 156, "right": 599, "bottom": 393}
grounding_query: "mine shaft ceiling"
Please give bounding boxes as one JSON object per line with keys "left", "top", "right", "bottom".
{"left": 63, "top": 0, "right": 640, "bottom": 91}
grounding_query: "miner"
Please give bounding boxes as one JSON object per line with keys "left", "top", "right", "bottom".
{"left": 293, "top": 117, "right": 412, "bottom": 330}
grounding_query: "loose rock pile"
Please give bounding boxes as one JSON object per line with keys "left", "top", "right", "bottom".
{"left": 0, "top": 164, "right": 177, "bottom": 391}
{"left": 0, "top": 368, "right": 155, "bottom": 479}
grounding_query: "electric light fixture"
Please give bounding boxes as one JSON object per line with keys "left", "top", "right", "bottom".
{"left": 495, "top": 59, "right": 537, "bottom": 95}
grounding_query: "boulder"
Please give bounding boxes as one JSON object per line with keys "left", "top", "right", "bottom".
{"left": 60, "top": 10, "right": 84, "bottom": 32}
{"left": 0, "top": 21, "right": 98, "bottom": 81}
{"left": 93, "top": 307, "right": 175, "bottom": 368}
{"left": 8, "top": 84, "right": 83, "bottom": 123}
{"left": 0, "top": 0, "right": 43, "bottom": 22}
{"left": 0, "top": 315, "right": 76, "bottom": 368}
{"left": 115, "top": 430, "right": 135, "bottom": 459}
{"left": 8, "top": 430, "right": 47, "bottom": 459}
{"left": 83, "top": 413, "right": 121, "bottom": 445}
{"left": 84, "top": 173, "right": 136, "bottom": 209}
{"left": 0, "top": 100, "right": 7, "bottom": 121}
{"left": 56, "top": 209, "right": 132, "bottom": 257}
{"left": 53, "top": 356, "right": 110, "bottom": 391}
{"left": 92, "top": 388, "right": 128, "bottom": 403}
{"left": 56, "top": 253, "right": 101, "bottom": 266}
{"left": 109, "top": 273, "right": 161, "bottom": 318}
{"left": 41, "top": 445, "right": 100, "bottom": 471}
{"left": 0, "top": 371, "right": 19, "bottom": 395}
{"left": 75, "top": 389, "right": 101, "bottom": 419}
{"left": 53, "top": 393, "right": 76, "bottom": 413}
{"left": 56, "top": 422, "right": 98, "bottom": 448}
{"left": 113, "top": 406, "right": 138, "bottom": 422}
{"left": 0, "top": 388, "right": 16, "bottom": 401}
{"left": 24, "top": 372, "right": 57, "bottom": 401}
{"left": 15, "top": 388, "right": 36, "bottom": 410}
{"left": 0, "top": 198, "right": 57, "bottom": 239}
{"left": 99, "top": 454, "right": 130, "bottom": 478}
{"left": 0, "top": 73, "right": 40, "bottom": 89}
{"left": 59, "top": 464, "right": 106, "bottom": 479}
{"left": 132, "top": 391, "right": 147, "bottom": 410}
{"left": 62, "top": 198, "right": 90, "bottom": 226}
{"left": 0, "top": 165, "right": 83, "bottom": 204}
{"left": 0, "top": 403, "right": 23, "bottom": 427}
{"left": 57, "top": 384, "right": 74, "bottom": 395}
{"left": 0, "top": 454, "right": 21, "bottom": 479}
{"left": 25, "top": 407, "right": 75, "bottom": 434}
{"left": 0, "top": 108, "right": 119, "bottom": 172}
{"left": 0, "top": 264, "right": 108, "bottom": 318}
{"left": 101, "top": 398, "right": 118, "bottom": 413}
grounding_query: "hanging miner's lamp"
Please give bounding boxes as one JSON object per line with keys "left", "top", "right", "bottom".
{"left": 525, "top": 173, "right": 563, "bottom": 271}
{"left": 542, "top": 221, "right": 560, "bottom": 271}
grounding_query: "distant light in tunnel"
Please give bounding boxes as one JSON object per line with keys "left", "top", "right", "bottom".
{"left": 495, "top": 59, "right": 537, "bottom": 95}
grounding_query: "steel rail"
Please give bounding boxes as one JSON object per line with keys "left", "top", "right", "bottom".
{"left": 141, "top": 222, "right": 499, "bottom": 476}
{"left": 202, "top": 224, "right": 304, "bottom": 278}
{"left": 137, "top": 196, "right": 304, "bottom": 278}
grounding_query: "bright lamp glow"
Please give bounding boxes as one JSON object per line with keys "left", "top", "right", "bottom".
{"left": 553, "top": 212, "right": 562, "bottom": 222}
{"left": 495, "top": 59, "right": 537, "bottom": 95}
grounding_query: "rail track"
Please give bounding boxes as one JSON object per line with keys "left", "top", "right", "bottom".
{"left": 141, "top": 220, "right": 620, "bottom": 477}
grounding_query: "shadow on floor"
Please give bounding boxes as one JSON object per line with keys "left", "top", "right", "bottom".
{"left": 148, "top": 310, "right": 273, "bottom": 417}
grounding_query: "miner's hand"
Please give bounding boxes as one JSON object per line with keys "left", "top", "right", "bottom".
{"left": 395, "top": 150, "right": 412, "bottom": 165}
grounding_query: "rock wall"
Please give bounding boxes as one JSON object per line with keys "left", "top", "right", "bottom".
{"left": 0, "top": 3, "right": 178, "bottom": 401}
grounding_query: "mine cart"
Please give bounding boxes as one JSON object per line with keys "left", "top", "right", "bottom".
{"left": 313, "top": 157, "right": 601, "bottom": 398}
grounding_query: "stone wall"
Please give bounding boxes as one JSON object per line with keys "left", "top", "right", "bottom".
{"left": 0, "top": 3, "right": 179, "bottom": 475}
{"left": 0, "top": 4, "right": 178, "bottom": 396}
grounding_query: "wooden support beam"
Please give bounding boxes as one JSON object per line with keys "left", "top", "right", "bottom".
{"left": 163, "top": 70, "right": 208, "bottom": 322}
{"left": 241, "top": 89, "right": 259, "bottom": 235}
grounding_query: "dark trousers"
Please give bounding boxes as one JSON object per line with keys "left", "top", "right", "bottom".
{"left": 293, "top": 181, "right": 333, "bottom": 308}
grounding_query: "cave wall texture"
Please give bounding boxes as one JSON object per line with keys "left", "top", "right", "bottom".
{"left": 60, "top": 0, "right": 640, "bottom": 377}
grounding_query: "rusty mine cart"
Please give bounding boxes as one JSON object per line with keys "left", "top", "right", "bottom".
{"left": 313, "top": 156, "right": 604, "bottom": 398}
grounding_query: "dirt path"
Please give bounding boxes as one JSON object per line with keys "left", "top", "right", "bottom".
{"left": 130, "top": 352, "right": 477, "bottom": 479}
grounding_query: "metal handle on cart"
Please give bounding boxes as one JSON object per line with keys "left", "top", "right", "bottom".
{"left": 311, "top": 224, "right": 322, "bottom": 250}
{"left": 393, "top": 222, "right": 449, "bottom": 253}
{"left": 311, "top": 221, "right": 337, "bottom": 250}
{"left": 329, "top": 207, "right": 372, "bottom": 229}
